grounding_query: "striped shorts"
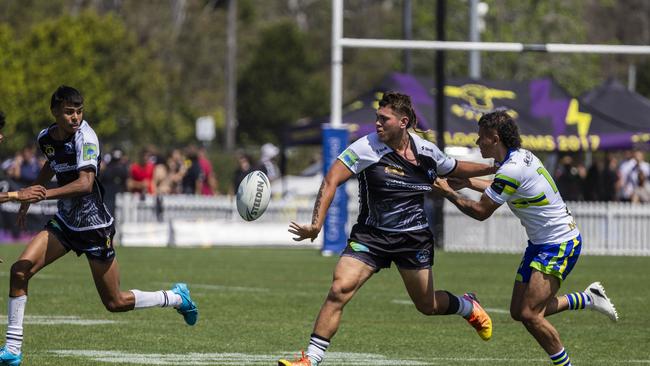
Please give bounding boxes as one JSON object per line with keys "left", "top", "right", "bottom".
{"left": 515, "top": 234, "right": 582, "bottom": 284}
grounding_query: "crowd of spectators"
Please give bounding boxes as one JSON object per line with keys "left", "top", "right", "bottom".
{"left": 2, "top": 143, "right": 649, "bottom": 216}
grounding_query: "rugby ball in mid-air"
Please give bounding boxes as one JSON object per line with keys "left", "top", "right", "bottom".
{"left": 236, "top": 170, "right": 271, "bottom": 221}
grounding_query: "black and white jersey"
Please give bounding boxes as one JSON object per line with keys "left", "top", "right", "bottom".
{"left": 338, "top": 132, "right": 457, "bottom": 232}
{"left": 37, "top": 121, "right": 113, "bottom": 231}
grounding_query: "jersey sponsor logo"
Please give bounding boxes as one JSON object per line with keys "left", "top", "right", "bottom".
{"left": 349, "top": 241, "right": 370, "bottom": 253}
{"left": 427, "top": 168, "right": 437, "bottom": 180}
{"left": 416, "top": 249, "right": 431, "bottom": 263}
{"left": 524, "top": 151, "right": 533, "bottom": 166}
{"left": 374, "top": 146, "right": 388, "bottom": 154}
{"left": 43, "top": 144, "right": 55, "bottom": 157}
{"left": 384, "top": 165, "right": 405, "bottom": 177}
{"left": 53, "top": 163, "right": 78, "bottom": 173}
{"left": 64, "top": 142, "right": 74, "bottom": 154}
{"left": 385, "top": 179, "right": 432, "bottom": 191}
{"left": 340, "top": 149, "right": 359, "bottom": 168}
{"left": 490, "top": 180, "right": 505, "bottom": 194}
{"left": 83, "top": 143, "right": 98, "bottom": 161}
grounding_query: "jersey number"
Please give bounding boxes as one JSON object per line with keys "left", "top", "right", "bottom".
{"left": 536, "top": 167, "right": 558, "bottom": 193}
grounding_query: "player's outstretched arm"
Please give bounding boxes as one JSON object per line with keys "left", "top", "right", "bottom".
{"left": 450, "top": 161, "right": 497, "bottom": 178}
{"left": 448, "top": 177, "right": 492, "bottom": 192}
{"left": 433, "top": 178, "right": 500, "bottom": 221}
{"left": 289, "top": 160, "right": 353, "bottom": 242}
{"left": 44, "top": 168, "right": 95, "bottom": 200}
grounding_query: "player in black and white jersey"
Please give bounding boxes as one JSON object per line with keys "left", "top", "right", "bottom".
{"left": 0, "top": 87, "right": 197, "bottom": 366}
{"left": 279, "top": 92, "right": 497, "bottom": 366}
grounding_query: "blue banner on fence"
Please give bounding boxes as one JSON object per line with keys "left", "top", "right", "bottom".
{"left": 321, "top": 125, "right": 349, "bottom": 256}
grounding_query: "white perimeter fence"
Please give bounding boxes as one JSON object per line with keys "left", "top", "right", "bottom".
{"left": 112, "top": 193, "right": 650, "bottom": 256}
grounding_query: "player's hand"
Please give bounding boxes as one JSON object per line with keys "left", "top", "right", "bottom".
{"left": 432, "top": 178, "right": 454, "bottom": 197}
{"left": 16, "top": 203, "right": 30, "bottom": 230}
{"left": 17, "top": 185, "right": 47, "bottom": 203}
{"left": 447, "top": 177, "right": 470, "bottom": 191}
{"left": 288, "top": 221, "right": 320, "bottom": 242}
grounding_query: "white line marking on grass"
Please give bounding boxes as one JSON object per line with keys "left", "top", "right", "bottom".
{"left": 49, "top": 350, "right": 648, "bottom": 365}
{"left": 156, "top": 282, "right": 270, "bottom": 293}
{"left": 1, "top": 315, "right": 119, "bottom": 325}
{"left": 51, "top": 350, "right": 428, "bottom": 365}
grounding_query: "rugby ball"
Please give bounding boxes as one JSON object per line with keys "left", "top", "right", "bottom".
{"left": 236, "top": 170, "right": 271, "bottom": 221}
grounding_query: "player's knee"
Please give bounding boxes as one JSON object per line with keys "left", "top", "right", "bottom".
{"left": 102, "top": 295, "right": 131, "bottom": 312}
{"left": 510, "top": 308, "right": 524, "bottom": 322}
{"left": 517, "top": 307, "right": 541, "bottom": 324}
{"left": 414, "top": 300, "right": 435, "bottom": 315}
{"left": 327, "top": 281, "right": 355, "bottom": 305}
{"left": 10, "top": 260, "right": 34, "bottom": 283}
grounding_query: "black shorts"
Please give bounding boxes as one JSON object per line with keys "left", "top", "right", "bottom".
{"left": 45, "top": 216, "right": 116, "bottom": 261}
{"left": 341, "top": 223, "right": 434, "bottom": 271}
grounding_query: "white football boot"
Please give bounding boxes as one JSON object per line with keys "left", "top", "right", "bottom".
{"left": 585, "top": 282, "right": 619, "bottom": 321}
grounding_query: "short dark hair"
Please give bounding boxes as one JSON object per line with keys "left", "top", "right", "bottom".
{"left": 50, "top": 85, "right": 83, "bottom": 110}
{"left": 378, "top": 91, "right": 417, "bottom": 128}
{"left": 478, "top": 111, "right": 522, "bottom": 149}
{"left": 0, "top": 110, "right": 5, "bottom": 130}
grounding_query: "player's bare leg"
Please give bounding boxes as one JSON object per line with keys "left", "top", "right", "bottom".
{"left": 399, "top": 267, "right": 492, "bottom": 341}
{"left": 511, "top": 270, "right": 572, "bottom": 365}
{"left": 88, "top": 258, "right": 198, "bottom": 325}
{"left": 279, "top": 256, "right": 375, "bottom": 366}
{"left": 1, "top": 231, "right": 67, "bottom": 365}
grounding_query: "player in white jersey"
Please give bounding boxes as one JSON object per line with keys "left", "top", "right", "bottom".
{"left": 279, "top": 92, "right": 495, "bottom": 366}
{"left": 432, "top": 111, "right": 618, "bottom": 366}
{"left": 0, "top": 87, "right": 197, "bottom": 366}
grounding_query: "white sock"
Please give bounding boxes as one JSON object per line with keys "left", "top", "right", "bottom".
{"left": 456, "top": 296, "right": 474, "bottom": 318}
{"left": 130, "top": 290, "right": 182, "bottom": 309}
{"left": 306, "top": 333, "right": 329, "bottom": 365}
{"left": 5, "top": 295, "right": 26, "bottom": 355}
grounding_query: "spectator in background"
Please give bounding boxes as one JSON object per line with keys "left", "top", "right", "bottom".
{"left": 232, "top": 151, "right": 254, "bottom": 195}
{"left": 631, "top": 167, "right": 650, "bottom": 203}
{"left": 7, "top": 145, "right": 40, "bottom": 189}
{"left": 584, "top": 154, "right": 619, "bottom": 202}
{"left": 257, "top": 142, "right": 280, "bottom": 182}
{"left": 198, "top": 146, "right": 218, "bottom": 195}
{"left": 618, "top": 150, "right": 650, "bottom": 202}
{"left": 128, "top": 147, "right": 156, "bottom": 195}
{"left": 181, "top": 146, "right": 203, "bottom": 195}
{"left": 554, "top": 155, "right": 585, "bottom": 201}
{"left": 100, "top": 149, "right": 129, "bottom": 216}
{"left": 165, "top": 148, "right": 187, "bottom": 194}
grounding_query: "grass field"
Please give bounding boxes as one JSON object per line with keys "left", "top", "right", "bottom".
{"left": 0, "top": 244, "right": 648, "bottom": 365}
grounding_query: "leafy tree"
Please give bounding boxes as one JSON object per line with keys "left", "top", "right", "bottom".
{"left": 237, "top": 20, "right": 328, "bottom": 145}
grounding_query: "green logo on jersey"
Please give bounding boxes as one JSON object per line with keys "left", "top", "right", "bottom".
{"left": 339, "top": 149, "right": 359, "bottom": 168}
{"left": 83, "top": 143, "right": 98, "bottom": 161}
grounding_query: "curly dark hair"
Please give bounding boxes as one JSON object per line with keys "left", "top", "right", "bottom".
{"left": 378, "top": 91, "right": 418, "bottom": 128}
{"left": 478, "top": 111, "right": 522, "bottom": 149}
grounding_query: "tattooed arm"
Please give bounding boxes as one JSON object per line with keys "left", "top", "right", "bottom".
{"left": 289, "top": 160, "right": 353, "bottom": 242}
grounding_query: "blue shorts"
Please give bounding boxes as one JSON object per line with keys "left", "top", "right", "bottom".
{"left": 515, "top": 234, "right": 582, "bottom": 284}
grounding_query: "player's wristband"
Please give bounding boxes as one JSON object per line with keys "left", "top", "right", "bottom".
{"left": 8, "top": 191, "right": 18, "bottom": 200}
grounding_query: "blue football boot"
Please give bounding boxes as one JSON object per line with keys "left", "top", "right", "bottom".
{"left": 171, "top": 283, "right": 198, "bottom": 326}
{"left": 0, "top": 346, "right": 22, "bottom": 366}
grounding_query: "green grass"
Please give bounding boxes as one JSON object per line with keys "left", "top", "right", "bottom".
{"left": 0, "top": 244, "right": 648, "bottom": 365}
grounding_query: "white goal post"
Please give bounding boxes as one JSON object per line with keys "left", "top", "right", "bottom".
{"left": 330, "top": 0, "right": 650, "bottom": 128}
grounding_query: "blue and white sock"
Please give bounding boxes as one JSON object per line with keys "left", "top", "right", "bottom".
{"left": 549, "top": 347, "right": 572, "bottom": 366}
{"left": 5, "top": 295, "right": 26, "bottom": 355}
{"left": 306, "top": 333, "right": 330, "bottom": 365}
{"left": 565, "top": 292, "right": 592, "bottom": 310}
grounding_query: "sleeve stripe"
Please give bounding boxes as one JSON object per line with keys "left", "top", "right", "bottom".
{"left": 495, "top": 174, "right": 520, "bottom": 188}
{"left": 494, "top": 177, "right": 519, "bottom": 189}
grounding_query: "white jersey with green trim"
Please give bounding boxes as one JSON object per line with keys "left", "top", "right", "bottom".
{"left": 484, "top": 148, "right": 579, "bottom": 244}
